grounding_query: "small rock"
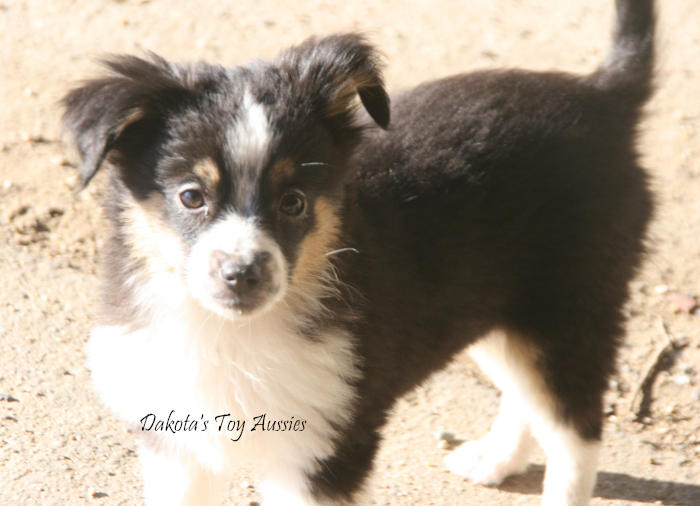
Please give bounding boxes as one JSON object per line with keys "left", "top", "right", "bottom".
{"left": 87, "top": 486, "right": 108, "bottom": 499}
{"left": 654, "top": 284, "right": 669, "bottom": 294}
{"left": 434, "top": 430, "right": 455, "bottom": 443}
{"left": 673, "top": 109, "right": 686, "bottom": 121}
{"left": 2, "top": 180, "right": 12, "bottom": 191}
{"left": 673, "top": 375, "right": 691, "bottom": 386}
{"left": 20, "top": 122, "right": 45, "bottom": 143}
{"left": 0, "top": 394, "right": 19, "bottom": 402}
{"left": 663, "top": 404, "right": 678, "bottom": 415}
{"left": 668, "top": 292, "right": 698, "bottom": 314}
{"left": 50, "top": 155, "right": 68, "bottom": 166}
{"left": 632, "top": 281, "right": 646, "bottom": 292}
{"left": 32, "top": 120, "right": 45, "bottom": 141}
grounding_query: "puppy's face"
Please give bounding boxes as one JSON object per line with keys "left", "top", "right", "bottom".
{"left": 146, "top": 95, "right": 349, "bottom": 319}
{"left": 62, "top": 36, "right": 389, "bottom": 320}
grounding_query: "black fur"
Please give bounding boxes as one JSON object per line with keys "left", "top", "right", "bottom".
{"left": 306, "top": 3, "right": 654, "bottom": 496}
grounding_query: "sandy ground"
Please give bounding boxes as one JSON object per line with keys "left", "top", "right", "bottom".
{"left": 1, "top": 0, "right": 700, "bottom": 504}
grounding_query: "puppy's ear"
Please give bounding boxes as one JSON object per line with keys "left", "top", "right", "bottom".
{"left": 61, "top": 54, "right": 189, "bottom": 186}
{"left": 279, "top": 34, "right": 390, "bottom": 129}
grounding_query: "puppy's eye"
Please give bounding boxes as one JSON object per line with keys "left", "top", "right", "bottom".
{"left": 180, "top": 189, "right": 205, "bottom": 210}
{"left": 279, "top": 192, "right": 306, "bottom": 217}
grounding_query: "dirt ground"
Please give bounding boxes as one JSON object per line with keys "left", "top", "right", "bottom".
{"left": 1, "top": 0, "right": 699, "bottom": 504}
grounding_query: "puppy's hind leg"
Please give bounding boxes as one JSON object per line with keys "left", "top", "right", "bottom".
{"left": 523, "top": 323, "right": 608, "bottom": 506}
{"left": 532, "top": 420, "right": 600, "bottom": 506}
{"left": 446, "top": 330, "right": 603, "bottom": 506}
{"left": 445, "top": 331, "right": 538, "bottom": 486}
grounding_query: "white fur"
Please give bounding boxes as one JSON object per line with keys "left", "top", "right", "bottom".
{"left": 87, "top": 259, "right": 361, "bottom": 505}
{"left": 228, "top": 90, "right": 273, "bottom": 205}
{"left": 446, "top": 331, "right": 600, "bottom": 506}
{"left": 537, "top": 427, "right": 600, "bottom": 506}
{"left": 185, "top": 211, "right": 287, "bottom": 319}
{"left": 445, "top": 390, "right": 537, "bottom": 485}
{"left": 230, "top": 91, "right": 271, "bottom": 167}
{"left": 140, "top": 444, "right": 228, "bottom": 506}
{"left": 260, "top": 478, "right": 371, "bottom": 506}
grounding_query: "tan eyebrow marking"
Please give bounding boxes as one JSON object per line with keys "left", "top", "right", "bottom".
{"left": 269, "top": 157, "right": 297, "bottom": 189}
{"left": 192, "top": 158, "right": 221, "bottom": 190}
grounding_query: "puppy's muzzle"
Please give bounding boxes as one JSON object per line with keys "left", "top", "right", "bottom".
{"left": 210, "top": 250, "right": 276, "bottom": 313}
{"left": 219, "top": 253, "right": 269, "bottom": 295}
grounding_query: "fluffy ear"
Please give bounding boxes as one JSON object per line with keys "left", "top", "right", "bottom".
{"left": 61, "top": 54, "right": 189, "bottom": 186}
{"left": 278, "top": 34, "right": 390, "bottom": 129}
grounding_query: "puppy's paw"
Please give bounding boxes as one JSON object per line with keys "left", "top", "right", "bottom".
{"left": 445, "top": 438, "right": 530, "bottom": 487}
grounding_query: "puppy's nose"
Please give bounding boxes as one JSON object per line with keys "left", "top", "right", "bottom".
{"left": 220, "top": 260, "right": 262, "bottom": 293}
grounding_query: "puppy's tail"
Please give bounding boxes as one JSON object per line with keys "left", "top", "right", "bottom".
{"left": 592, "top": 0, "right": 654, "bottom": 102}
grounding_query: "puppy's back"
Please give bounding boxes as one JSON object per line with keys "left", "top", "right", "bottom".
{"left": 345, "top": 0, "right": 655, "bottom": 404}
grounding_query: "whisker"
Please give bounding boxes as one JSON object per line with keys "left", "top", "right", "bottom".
{"left": 325, "top": 248, "right": 359, "bottom": 257}
{"left": 192, "top": 309, "right": 215, "bottom": 342}
{"left": 214, "top": 312, "right": 227, "bottom": 343}
{"left": 300, "top": 161, "right": 342, "bottom": 170}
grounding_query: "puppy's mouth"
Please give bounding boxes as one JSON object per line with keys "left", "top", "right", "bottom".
{"left": 212, "top": 291, "right": 276, "bottom": 315}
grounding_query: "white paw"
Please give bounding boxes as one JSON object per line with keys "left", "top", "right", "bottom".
{"left": 445, "top": 438, "right": 530, "bottom": 487}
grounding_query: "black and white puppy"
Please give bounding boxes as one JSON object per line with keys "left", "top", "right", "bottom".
{"left": 62, "top": 0, "right": 654, "bottom": 504}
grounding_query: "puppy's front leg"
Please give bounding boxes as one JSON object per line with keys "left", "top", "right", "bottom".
{"left": 139, "top": 444, "right": 227, "bottom": 506}
{"left": 258, "top": 424, "right": 378, "bottom": 506}
{"left": 259, "top": 471, "right": 371, "bottom": 506}
{"left": 445, "top": 390, "right": 537, "bottom": 486}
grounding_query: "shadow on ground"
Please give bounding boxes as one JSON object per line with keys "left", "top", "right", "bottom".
{"left": 496, "top": 464, "right": 700, "bottom": 505}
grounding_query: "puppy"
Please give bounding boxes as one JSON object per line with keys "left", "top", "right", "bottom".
{"left": 62, "top": 0, "right": 654, "bottom": 504}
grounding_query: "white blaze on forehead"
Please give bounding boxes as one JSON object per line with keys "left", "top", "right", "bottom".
{"left": 227, "top": 90, "right": 272, "bottom": 207}
{"left": 234, "top": 92, "right": 271, "bottom": 165}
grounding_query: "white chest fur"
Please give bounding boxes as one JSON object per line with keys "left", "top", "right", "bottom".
{"left": 86, "top": 293, "right": 360, "bottom": 476}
